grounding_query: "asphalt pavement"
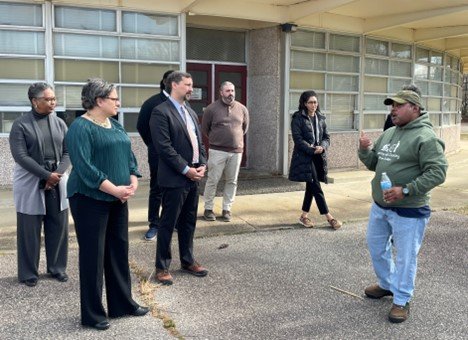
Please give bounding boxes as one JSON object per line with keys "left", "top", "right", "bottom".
{"left": 0, "top": 136, "right": 467, "bottom": 339}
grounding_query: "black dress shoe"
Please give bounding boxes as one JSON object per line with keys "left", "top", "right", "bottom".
{"left": 93, "top": 320, "right": 110, "bottom": 331}
{"left": 132, "top": 306, "right": 150, "bottom": 317}
{"left": 52, "top": 273, "right": 68, "bottom": 282}
{"left": 23, "top": 278, "right": 37, "bottom": 287}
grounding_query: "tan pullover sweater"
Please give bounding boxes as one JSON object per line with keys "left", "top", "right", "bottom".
{"left": 201, "top": 99, "right": 249, "bottom": 153}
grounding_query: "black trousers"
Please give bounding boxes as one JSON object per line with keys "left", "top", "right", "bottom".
{"left": 17, "top": 187, "right": 68, "bottom": 281}
{"left": 148, "top": 159, "right": 163, "bottom": 230}
{"left": 302, "top": 180, "right": 329, "bottom": 215}
{"left": 156, "top": 181, "right": 198, "bottom": 270}
{"left": 69, "top": 194, "right": 138, "bottom": 326}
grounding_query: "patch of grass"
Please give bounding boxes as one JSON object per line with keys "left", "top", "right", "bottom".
{"left": 449, "top": 206, "right": 468, "bottom": 216}
{"left": 129, "top": 260, "right": 184, "bottom": 339}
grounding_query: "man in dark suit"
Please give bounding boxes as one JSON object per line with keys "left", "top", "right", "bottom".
{"left": 150, "top": 71, "right": 208, "bottom": 285}
{"left": 137, "top": 70, "right": 174, "bottom": 241}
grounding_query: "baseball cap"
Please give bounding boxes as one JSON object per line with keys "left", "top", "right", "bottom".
{"left": 383, "top": 90, "right": 424, "bottom": 111}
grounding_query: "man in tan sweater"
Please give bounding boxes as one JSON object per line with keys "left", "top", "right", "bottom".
{"left": 201, "top": 81, "right": 249, "bottom": 222}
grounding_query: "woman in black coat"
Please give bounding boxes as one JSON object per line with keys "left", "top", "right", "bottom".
{"left": 288, "top": 90, "right": 342, "bottom": 229}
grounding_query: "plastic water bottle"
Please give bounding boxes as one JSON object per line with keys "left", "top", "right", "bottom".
{"left": 380, "top": 172, "right": 392, "bottom": 191}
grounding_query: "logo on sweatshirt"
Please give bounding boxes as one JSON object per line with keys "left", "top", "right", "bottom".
{"left": 378, "top": 141, "right": 400, "bottom": 161}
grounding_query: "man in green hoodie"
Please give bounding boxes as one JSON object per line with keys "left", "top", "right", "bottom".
{"left": 358, "top": 85, "right": 447, "bottom": 323}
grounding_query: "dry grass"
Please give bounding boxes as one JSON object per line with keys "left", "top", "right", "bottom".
{"left": 451, "top": 206, "right": 468, "bottom": 216}
{"left": 129, "top": 260, "right": 184, "bottom": 339}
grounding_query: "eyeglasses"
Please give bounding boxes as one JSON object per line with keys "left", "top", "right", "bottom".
{"left": 106, "top": 97, "right": 120, "bottom": 102}
{"left": 37, "top": 97, "right": 57, "bottom": 103}
{"left": 306, "top": 101, "right": 318, "bottom": 104}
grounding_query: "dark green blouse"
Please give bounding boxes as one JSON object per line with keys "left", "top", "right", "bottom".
{"left": 66, "top": 116, "right": 141, "bottom": 202}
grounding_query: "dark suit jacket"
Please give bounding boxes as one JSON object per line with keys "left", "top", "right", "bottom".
{"left": 383, "top": 113, "right": 394, "bottom": 131}
{"left": 150, "top": 100, "right": 207, "bottom": 188}
{"left": 137, "top": 92, "right": 167, "bottom": 165}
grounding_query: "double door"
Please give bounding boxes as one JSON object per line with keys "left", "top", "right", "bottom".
{"left": 187, "top": 63, "right": 247, "bottom": 166}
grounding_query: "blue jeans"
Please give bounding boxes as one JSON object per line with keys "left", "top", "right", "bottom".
{"left": 366, "top": 203, "right": 428, "bottom": 306}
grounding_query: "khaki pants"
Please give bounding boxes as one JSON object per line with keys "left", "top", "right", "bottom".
{"left": 203, "top": 149, "right": 242, "bottom": 212}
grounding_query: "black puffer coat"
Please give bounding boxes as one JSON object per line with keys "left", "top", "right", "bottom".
{"left": 288, "top": 110, "right": 330, "bottom": 183}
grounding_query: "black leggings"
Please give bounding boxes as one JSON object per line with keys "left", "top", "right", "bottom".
{"left": 301, "top": 180, "right": 329, "bottom": 215}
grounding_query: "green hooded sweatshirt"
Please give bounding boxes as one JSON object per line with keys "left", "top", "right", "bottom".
{"left": 358, "top": 113, "right": 447, "bottom": 208}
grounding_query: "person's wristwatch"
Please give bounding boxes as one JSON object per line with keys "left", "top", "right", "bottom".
{"left": 402, "top": 186, "right": 410, "bottom": 197}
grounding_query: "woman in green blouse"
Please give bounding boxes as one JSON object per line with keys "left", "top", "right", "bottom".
{"left": 66, "top": 78, "right": 148, "bottom": 331}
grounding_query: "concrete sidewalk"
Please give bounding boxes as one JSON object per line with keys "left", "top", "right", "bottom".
{"left": 0, "top": 138, "right": 467, "bottom": 338}
{"left": 1, "top": 138, "right": 467, "bottom": 243}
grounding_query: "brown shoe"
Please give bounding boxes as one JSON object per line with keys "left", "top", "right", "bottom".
{"left": 299, "top": 216, "right": 314, "bottom": 228}
{"left": 155, "top": 269, "right": 173, "bottom": 285}
{"left": 364, "top": 284, "right": 393, "bottom": 299}
{"left": 389, "top": 303, "right": 410, "bottom": 323}
{"left": 203, "top": 209, "right": 216, "bottom": 221}
{"left": 221, "top": 210, "right": 231, "bottom": 222}
{"left": 328, "top": 218, "right": 342, "bottom": 230}
{"left": 181, "top": 262, "right": 208, "bottom": 277}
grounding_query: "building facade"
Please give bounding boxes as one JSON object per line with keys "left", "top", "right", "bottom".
{"left": 0, "top": 1, "right": 464, "bottom": 185}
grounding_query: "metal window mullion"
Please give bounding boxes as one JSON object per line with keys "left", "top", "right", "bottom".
{"left": 180, "top": 13, "right": 186, "bottom": 71}
{"left": 44, "top": 1, "right": 53, "bottom": 84}
{"left": 282, "top": 31, "right": 291, "bottom": 176}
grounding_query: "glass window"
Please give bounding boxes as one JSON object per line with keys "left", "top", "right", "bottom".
{"left": 364, "top": 95, "right": 387, "bottom": 110}
{"left": 429, "top": 83, "right": 442, "bottom": 96}
{"left": 364, "top": 76, "right": 387, "bottom": 93}
{"left": 0, "top": 58, "right": 44, "bottom": 80}
{"left": 389, "top": 79, "right": 411, "bottom": 93}
{"left": 328, "top": 54, "right": 359, "bottom": 73}
{"left": 326, "top": 94, "right": 356, "bottom": 130}
{"left": 54, "top": 33, "right": 118, "bottom": 58}
{"left": 329, "top": 34, "right": 360, "bottom": 52}
{"left": 415, "top": 81, "right": 429, "bottom": 95}
{"left": 0, "top": 3, "right": 42, "bottom": 26}
{"left": 0, "top": 84, "right": 31, "bottom": 106}
{"left": 366, "top": 38, "right": 388, "bottom": 56}
{"left": 391, "top": 43, "right": 411, "bottom": 59}
{"left": 451, "top": 70, "right": 460, "bottom": 85}
{"left": 121, "top": 63, "right": 178, "bottom": 84}
{"left": 121, "top": 87, "right": 157, "bottom": 107}
{"left": 363, "top": 113, "right": 387, "bottom": 129}
{"left": 121, "top": 38, "right": 179, "bottom": 62}
{"left": 55, "top": 85, "right": 84, "bottom": 108}
{"left": 122, "top": 12, "right": 177, "bottom": 36}
{"left": 427, "top": 98, "right": 441, "bottom": 111}
{"left": 55, "top": 7, "right": 116, "bottom": 31}
{"left": 0, "top": 31, "right": 44, "bottom": 55}
{"left": 444, "top": 68, "right": 452, "bottom": 82}
{"left": 429, "top": 113, "right": 440, "bottom": 126}
{"left": 414, "top": 64, "right": 428, "bottom": 79}
{"left": 326, "top": 75, "right": 358, "bottom": 91}
{"left": 451, "top": 85, "right": 458, "bottom": 98}
{"left": 429, "top": 66, "right": 443, "bottom": 81}
{"left": 1, "top": 111, "right": 27, "bottom": 133}
{"left": 291, "top": 30, "right": 325, "bottom": 49}
{"left": 55, "top": 60, "right": 119, "bottom": 82}
{"left": 365, "top": 58, "right": 388, "bottom": 75}
{"left": 187, "top": 28, "right": 245, "bottom": 63}
{"left": 123, "top": 111, "right": 139, "bottom": 132}
{"left": 416, "top": 47, "right": 429, "bottom": 63}
{"left": 390, "top": 60, "right": 411, "bottom": 77}
{"left": 290, "top": 72, "right": 325, "bottom": 90}
{"left": 291, "top": 51, "right": 326, "bottom": 71}
{"left": 430, "top": 51, "right": 443, "bottom": 65}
